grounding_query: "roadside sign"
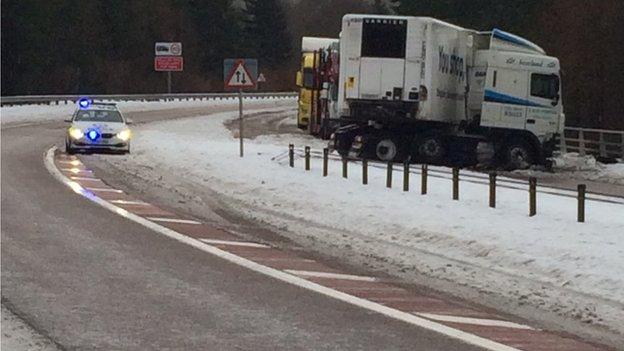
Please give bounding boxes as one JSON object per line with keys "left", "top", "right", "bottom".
{"left": 257, "top": 73, "right": 266, "bottom": 83}
{"left": 155, "top": 56, "right": 183, "bottom": 71}
{"left": 155, "top": 42, "right": 182, "bottom": 56}
{"left": 223, "top": 59, "right": 258, "bottom": 90}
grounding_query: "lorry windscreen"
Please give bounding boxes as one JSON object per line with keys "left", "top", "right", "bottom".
{"left": 361, "top": 18, "right": 406, "bottom": 58}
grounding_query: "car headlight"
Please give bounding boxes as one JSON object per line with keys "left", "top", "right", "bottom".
{"left": 116, "top": 129, "right": 131, "bottom": 141}
{"left": 68, "top": 127, "right": 84, "bottom": 140}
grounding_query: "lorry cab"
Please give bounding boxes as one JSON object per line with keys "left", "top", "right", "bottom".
{"left": 477, "top": 51, "right": 563, "bottom": 140}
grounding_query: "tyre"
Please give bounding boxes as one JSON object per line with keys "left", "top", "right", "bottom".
{"left": 375, "top": 139, "right": 398, "bottom": 162}
{"left": 416, "top": 134, "right": 446, "bottom": 164}
{"left": 65, "top": 142, "right": 76, "bottom": 155}
{"left": 502, "top": 139, "right": 534, "bottom": 170}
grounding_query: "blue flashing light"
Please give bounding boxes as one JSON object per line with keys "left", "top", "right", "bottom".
{"left": 78, "top": 97, "right": 91, "bottom": 109}
{"left": 87, "top": 130, "right": 99, "bottom": 141}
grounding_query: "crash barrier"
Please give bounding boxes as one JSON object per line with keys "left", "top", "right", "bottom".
{"left": 285, "top": 145, "right": 614, "bottom": 223}
{"left": 559, "top": 127, "right": 624, "bottom": 159}
{"left": 0, "top": 92, "right": 298, "bottom": 106}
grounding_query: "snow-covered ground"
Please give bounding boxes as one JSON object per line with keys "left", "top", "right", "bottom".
{"left": 0, "top": 97, "right": 282, "bottom": 125}
{"left": 514, "top": 153, "right": 624, "bottom": 186}
{"left": 96, "top": 107, "right": 624, "bottom": 337}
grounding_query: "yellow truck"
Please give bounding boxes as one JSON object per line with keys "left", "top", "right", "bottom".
{"left": 296, "top": 37, "right": 338, "bottom": 131}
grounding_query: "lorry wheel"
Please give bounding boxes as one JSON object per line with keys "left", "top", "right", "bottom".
{"left": 376, "top": 139, "right": 398, "bottom": 162}
{"left": 503, "top": 140, "right": 534, "bottom": 170}
{"left": 417, "top": 135, "right": 446, "bottom": 164}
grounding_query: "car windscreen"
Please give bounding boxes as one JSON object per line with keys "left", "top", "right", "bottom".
{"left": 74, "top": 110, "right": 123, "bottom": 123}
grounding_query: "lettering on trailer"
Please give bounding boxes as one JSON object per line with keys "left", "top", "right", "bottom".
{"left": 438, "top": 46, "right": 465, "bottom": 81}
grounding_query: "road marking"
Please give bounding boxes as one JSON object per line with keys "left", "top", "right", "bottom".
{"left": 285, "top": 270, "right": 378, "bottom": 282}
{"left": 146, "top": 217, "right": 202, "bottom": 225}
{"left": 199, "top": 239, "right": 270, "bottom": 248}
{"left": 415, "top": 313, "right": 535, "bottom": 330}
{"left": 45, "top": 146, "right": 522, "bottom": 351}
{"left": 86, "top": 187, "right": 124, "bottom": 193}
{"left": 109, "top": 199, "right": 150, "bottom": 205}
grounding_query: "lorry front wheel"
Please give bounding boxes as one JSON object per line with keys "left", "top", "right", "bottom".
{"left": 417, "top": 135, "right": 446, "bottom": 164}
{"left": 376, "top": 139, "right": 398, "bottom": 162}
{"left": 502, "top": 140, "right": 534, "bottom": 170}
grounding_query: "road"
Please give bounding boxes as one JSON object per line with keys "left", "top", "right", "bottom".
{"left": 1, "top": 105, "right": 486, "bottom": 350}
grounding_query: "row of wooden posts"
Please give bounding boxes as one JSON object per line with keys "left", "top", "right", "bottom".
{"left": 289, "top": 144, "right": 588, "bottom": 223}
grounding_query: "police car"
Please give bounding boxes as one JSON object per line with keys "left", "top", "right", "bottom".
{"left": 65, "top": 101, "right": 132, "bottom": 154}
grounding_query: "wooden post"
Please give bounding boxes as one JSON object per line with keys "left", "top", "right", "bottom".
{"left": 578, "top": 184, "right": 586, "bottom": 223}
{"left": 599, "top": 133, "right": 606, "bottom": 158}
{"left": 489, "top": 173, "right": 496, "bottom": 208}
{"left": 452, "top": 167, "right": 459, "bottom": 200}
{"left": 578, "top": 130, "right": 586, "bottom": 156}
{"left": 403, "top": 160, "right": 409, "bottom": 192}
{"left": 288, "top": 144, "right": 294, "bottom": 168}
{"left": 529, "top": 177, "right": 537, "bottom": 216}
{"left": 342, "top": 157, "right": 348, "bottom": 178}
{"left": 323, "top": 148, "right": 328, "bottom": 177}
{"left": 386, "top": 162, "right": 393, "bottom": 188}
{"left": 421, "top": 164, "right": 428, "bottom": 195}
{"left": 362, "top": 159, "right": 368, "bottom": 185}
{"left": 305, "top": 146, "right": 310, "bottom": 171}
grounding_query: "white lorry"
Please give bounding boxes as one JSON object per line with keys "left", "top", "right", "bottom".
{"left": 331, "top": 15, "right": 564, "bottom": 168}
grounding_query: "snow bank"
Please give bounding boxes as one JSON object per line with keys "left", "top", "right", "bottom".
{"left": 0, "top": 96, "right": 290, "bottom": 125}
{"left": 104, "top": 108, "right": 624, "bottom": 333}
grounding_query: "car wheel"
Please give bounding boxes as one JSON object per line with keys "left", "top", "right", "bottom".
{"left": 65, "top": 142, "right": 76, "bottom": 155}
{"left": 503, "top": 140, "right": 534, "bottom": 170}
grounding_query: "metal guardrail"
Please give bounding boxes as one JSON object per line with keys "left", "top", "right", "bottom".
{"left": 560, "top": 127, "right": 624, "bottom": 159}
{"left": 0, "top": 92, "right": 298, "bottom": 106}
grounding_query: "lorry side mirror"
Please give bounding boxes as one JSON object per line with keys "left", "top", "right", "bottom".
{"left": 296, "top": 71, "right": 303, "bottom": 87}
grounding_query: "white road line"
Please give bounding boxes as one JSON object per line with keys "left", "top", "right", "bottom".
{"left": 146, "top": 217, "right": 202, "bottom": 225}
{"left": 109, "top": 199, "right": 149, "bottom": 205}
{"left": 199, "top": 239, "right": 270, "bottom": 248}
{"left": 285, "top": 270, "right": 378, "bottom": 282}
{"left": 45, "top": 146, "right": 523, "bottom": 351}
{"left": 415, "top": 313, "right": 535, "bottom": 330}
{"left": 86, "top": 187, "right": 124, "bottom": 193}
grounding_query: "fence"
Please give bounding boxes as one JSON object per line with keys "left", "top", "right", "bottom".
{"left": 0, "top": 92, "right": 298, "bottom": 106}
{"left": 560, "top": 127, "right": 624, "bottom": 159}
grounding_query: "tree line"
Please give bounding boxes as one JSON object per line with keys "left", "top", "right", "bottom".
{"left": 2, "top": 0, "right": 623, "bottom": 129}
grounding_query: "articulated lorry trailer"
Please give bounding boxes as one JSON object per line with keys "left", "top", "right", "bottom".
{"left": 330, "top": 15, "right": 564, "bottom": 169}
{"left": 296, "top": 37, "right": 339, "bottom": 132}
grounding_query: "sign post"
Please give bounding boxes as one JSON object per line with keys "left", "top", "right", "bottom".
{"left": 224, "top": 59, "right": 258, "bottom": 157}
{"left": 155, "top": 42, "right": 183, "bottom": 93}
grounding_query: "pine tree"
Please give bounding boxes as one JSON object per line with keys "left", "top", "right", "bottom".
{"left": 242, "top": 0, "right": 291, "bottom": 68}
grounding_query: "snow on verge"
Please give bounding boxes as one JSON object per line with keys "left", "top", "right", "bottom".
{"left": 103, "top": 108, "right": 624, "bottom": 334}
{"left": 0, "top": 97, "right": 286, "bottom": 125}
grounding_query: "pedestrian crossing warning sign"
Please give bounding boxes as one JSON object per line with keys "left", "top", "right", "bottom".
{"left": 224, "top": 60, "right": 256, "bottom": 89}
